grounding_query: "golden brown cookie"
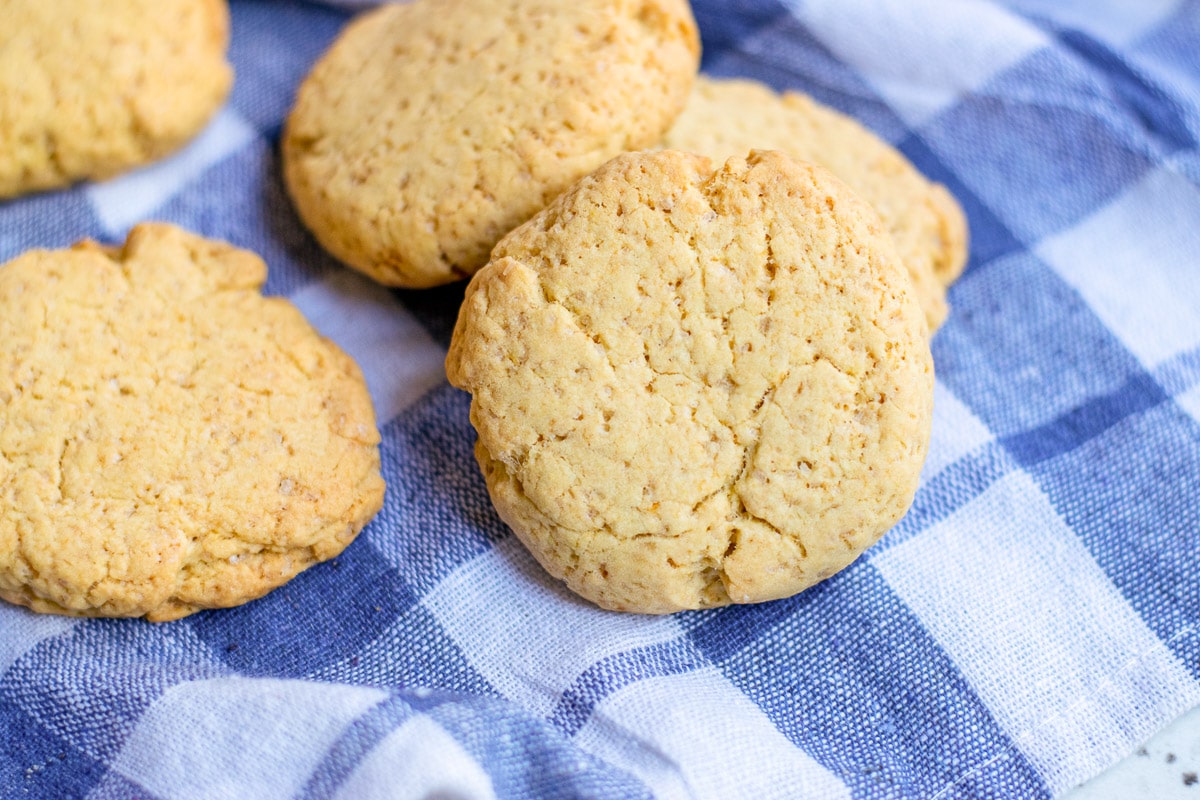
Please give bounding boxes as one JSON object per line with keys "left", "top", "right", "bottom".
{"left": 662, "top": 75, "right": 969, "bottom": 329}
{"left": 283, "top": 0, "right": 700, "bottom": 289}
{"left": 0, "top": 0, "right": 233, "bottom": 199}
{"left": 446, "top": 150, "right": 934, "bottom": 614}
{"left": 0, "top": 224, "right": 385, "bottom": 621}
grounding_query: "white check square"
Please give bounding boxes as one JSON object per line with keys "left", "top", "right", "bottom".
{"left": 87, "top": 109, "right": 258, "bottom": 235}
{"left": 789, "top": 0, "right": 1048, "bottom": 128}
{"left": 1038, "top": 167, "right": 1200, "bottom": 369}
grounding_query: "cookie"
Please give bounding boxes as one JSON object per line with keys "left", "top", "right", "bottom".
{"left": 0, "top": 224, "right": 385, "bottom": 621}
{"left": 661, "top": 76, "right": 969, "bottom": 330}
{"left": 0, "top": 0, "right": 233, "bottom": 199}
{"left": 446, "top": 150, "right": 934, "bottom": 613}
{"left": 283, "top": 0, "right": 700, "bottom": 288}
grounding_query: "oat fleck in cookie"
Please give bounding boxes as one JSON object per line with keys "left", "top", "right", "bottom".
{"left": 283, "top": 0, "right": 700, "bottom": 289}
{"left": 0, "top": 0, "right": 233, "bottom": 199}
{"left": 447, "top": 150, "right": 934, "bottom": 613}
{"left": 662, "top": 76, "right": 969, "bottom": 330}
{"left": 0, "top": 224, "right": 385, "bottom": 621}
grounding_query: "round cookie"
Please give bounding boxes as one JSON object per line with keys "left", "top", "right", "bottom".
{"left": 283, "top": 0, "right": 700, "bottom": 289}
{"left": 0, "top": 224, "right": 385, "bottom": 621}
{"left": 0, "top": 0, "right": 233, "bottom": 199}
{"left": 446, "top": 150, "right": 934, "bottom": 613}
{"left": 661, "top": 75, "right": 969, "bottom": 330}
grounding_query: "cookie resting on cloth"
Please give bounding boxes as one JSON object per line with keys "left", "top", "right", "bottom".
{"left": 662, "top": 75, "right": 970, "bottom": 330}
{"left": 0, "top": 0, "right": 233, "bottom": 199}
{"left": 283, "top": 0, "right": 700, "bottom": 288}
{"left": 446, "top": 150, "right": 934, "bottom": 613}
{"left": 0, "top": 224, "right": 385, "bottom": 621}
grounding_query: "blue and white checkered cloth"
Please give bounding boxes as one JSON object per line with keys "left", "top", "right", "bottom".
{"left": 3, "top": 1, "right": 1199, "bottom": 797}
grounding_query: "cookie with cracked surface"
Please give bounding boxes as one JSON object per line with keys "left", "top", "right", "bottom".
{"left": 662, "top": 75, "right": 969, "bottom": 330}
{"left": 446, "top": 149, "right": 934, "bottom": 613}
{"left": 283, "top": 0, "right": 700, "bottom": 289}
{"left": 0, "top": 0, "right": 233, "bottom": 199}
{"left": 0, "top": 224, "right": 385, "bottom": 621}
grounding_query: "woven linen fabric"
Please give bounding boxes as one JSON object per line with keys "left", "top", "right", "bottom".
{"left": 3, "top": 1, "right": 1200, "bottom": 798}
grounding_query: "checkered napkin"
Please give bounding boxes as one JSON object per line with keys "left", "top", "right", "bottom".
{"left": 3, "top": 1, "right": 1199, "bottom": 798}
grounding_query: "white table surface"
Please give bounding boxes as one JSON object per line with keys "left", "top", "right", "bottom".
{"left": 1066, "top": 706, "right": 1200, "bottom": 798}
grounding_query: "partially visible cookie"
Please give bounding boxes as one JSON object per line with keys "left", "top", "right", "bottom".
{"left": 446, "top": 150, "right": 933, "bottom": 614}
{"left": 283, "top": 0, "right": 700, "bottom": 288}
{"left": 0, "top": 224, "right": 385, "bottom": 621}
{"left": 662, "top": 76, "right": 969, "bottom": 329}
{"left": 0, "top": 0, "right": 233, "bottom": 199}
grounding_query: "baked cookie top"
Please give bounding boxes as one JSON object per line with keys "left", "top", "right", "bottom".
{"left": 283, "top": 0, "right": 700, "bottom": 289}
{"left": 446, "top": 150, "right": 934, "bottom": 613}
{"left": 662, "top": 75, "right": 969, "bottom": 329}
{"left": 0, "top": 224, "right": 385, "bottom": 621}
{"left": 0, "top": 0, "right": 233, "bottom": 199}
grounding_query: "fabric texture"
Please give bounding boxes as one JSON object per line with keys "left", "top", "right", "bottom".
{"left": 2, "top": 1, "right": 1199, "bottom": 798}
